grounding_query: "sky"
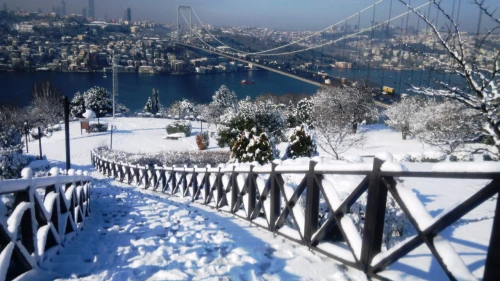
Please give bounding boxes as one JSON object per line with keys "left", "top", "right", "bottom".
{"left": 4, "top": 0, "right": 497, "bottom": 32}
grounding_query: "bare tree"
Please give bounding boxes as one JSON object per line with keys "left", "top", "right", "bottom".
{"left": 411, "top": 100, "right": 482, "bottom": 153}
{"left": 399, "top": 0, "right": 500, "bottom": 154}
{"left": 30, "top": 81, "right": 64, "bottom": 128}
{"left": 385, "top": 97, "right": 424, "bottom": 140}
{"left": 311, "top": 86, "right": 366, "bottom": 159}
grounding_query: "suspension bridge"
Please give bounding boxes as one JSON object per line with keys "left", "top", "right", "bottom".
{"left": 174, "top": 0, "right": 498, "bottom": 105}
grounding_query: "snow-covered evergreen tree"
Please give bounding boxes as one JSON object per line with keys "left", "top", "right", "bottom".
{"left": 207, "top": 85, "right": 238, "bottom": 124}
{"left": 144, "top": 89, "right": 160, "bottom": 115}
{"left": 217, "top": 99, "right": 285, "bottom": 148}
{"left": 144, "top": 97, "right": 153, "bottom": 114}
{"left": 285, "top": 125, "right": 317, "bottom": 159}
{"left": 296, "top": 98, "right": 313, "bottom": 128}
{"left": 385, "top": 98, "right": 424, "bottom": 140}
{"left": 70, "top": 92, "right": 86, "bottom": 117}
{"left": 230, "top": 129, "right": 273, "bottom": 165}
{"left": 83, "top": 87, "right": 113, "bottom": 118}
{"left": 285, "top": 101, "right": 298, "bottom": 128}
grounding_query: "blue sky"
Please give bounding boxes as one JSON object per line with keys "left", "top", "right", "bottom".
{"left": 5, "top": 0, "right": 496, "bottom": 32}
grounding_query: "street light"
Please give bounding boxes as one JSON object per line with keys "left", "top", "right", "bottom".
{"left": 108, "top": 123, "right": 117, "bottom": 150}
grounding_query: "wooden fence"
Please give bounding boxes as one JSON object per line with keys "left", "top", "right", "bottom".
{"left": 91, "top": 150, "right": 500, "bottom": 281}
{"left": 0, "top": 167, "right": 91, "bottom": 281}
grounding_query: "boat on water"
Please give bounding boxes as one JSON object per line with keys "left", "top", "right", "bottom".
{"left": 103, "top": 73, "right": 107, "bottom": 78}
{"left": 241, "top": 79, "right": 255, "bottom": 84}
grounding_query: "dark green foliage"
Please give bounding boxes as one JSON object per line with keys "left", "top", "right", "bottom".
{"left": 230, "top": 130, "right": 273, "bottom": 165}
{"left": 166, "top": 121, "right": 192, "bottom": 137}
{"left": 89, "top": 123, "right": 108, "bottom": 133}
{"left": 296, "top": 98, "right": 313, "bottom": 128}
{"left": 144, "top": 88, "right": 160, "bottom": 115}
{"left": 285, "top": 125, "right": 317, "bottom": 159}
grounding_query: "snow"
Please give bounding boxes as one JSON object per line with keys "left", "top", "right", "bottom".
{"left": 432, "top": 162, "right": 500, "bottom": 173}
{"left": 433, "top": 235, "right": 477, "bottom": 281}
{"left": 17, "top": 118, "right": 499, "bottom": 280}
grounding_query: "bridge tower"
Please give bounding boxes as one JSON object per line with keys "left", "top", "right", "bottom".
{"left": 177, "top": 6, "right": 192, "bottom": 41}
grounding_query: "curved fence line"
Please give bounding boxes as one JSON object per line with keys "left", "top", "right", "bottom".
{"left": 0, "top": 167, "right": 92, "bottom": 281}
{"left": 91, "top": 150, "right": 500, "bottom": 281}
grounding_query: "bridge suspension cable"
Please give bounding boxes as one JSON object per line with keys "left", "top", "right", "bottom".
{"left": 189, "top": 1, "right": 386, "bottom": 55}
{"left": 181, "top": 1, "right": 432, "bottom": 58}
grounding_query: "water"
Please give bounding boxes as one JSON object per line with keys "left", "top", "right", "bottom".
{"left": 0, "top": 70, "right": 318, "bottom": 112}
{"left": 0, "top": 68, "right": 463, "bottom": 112}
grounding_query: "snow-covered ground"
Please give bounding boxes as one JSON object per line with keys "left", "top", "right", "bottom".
{"left": 23, "top": 118, "right": 496, "bottom": 280}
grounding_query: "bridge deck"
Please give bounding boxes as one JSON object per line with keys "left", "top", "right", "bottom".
{"left": 179, "top": 43, "right": 389, "bottom": 109}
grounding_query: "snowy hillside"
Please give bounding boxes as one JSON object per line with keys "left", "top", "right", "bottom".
{"left": 21, "top": 117, "right": 497, "bottom": 280}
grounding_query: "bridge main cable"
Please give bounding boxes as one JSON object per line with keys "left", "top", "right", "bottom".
{"left": 190, "top": 0, "right": 385, "bottom": 55}
{"left": 182, "top": 1, "right": 432, "bottom": 57}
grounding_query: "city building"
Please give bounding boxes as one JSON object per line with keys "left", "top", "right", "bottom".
{"left": 61, "top": 1, "right": 66, "bottom": 16}
{"left": 89, "top": 0, "right": 95, "bottom": 18}
{"left": 82, "top": 7, "right": 87, "bottom": 18}
{"left": 123, "top": 7, "right": 131, "bottom": 23}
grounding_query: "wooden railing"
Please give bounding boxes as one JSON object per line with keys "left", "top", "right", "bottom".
{"left": 0, "top": 167, "right": 91, "bottom": 281}
{"left": 91, "top": 150, "right": 500, "bottom": 281}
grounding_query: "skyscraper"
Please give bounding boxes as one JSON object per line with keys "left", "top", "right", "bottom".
{"left": 82, "top": 7, "right": 87, "bottom": 18}
{"left": 123, "top": 7, "right": 131, "bottom": 22}
{"left": 2, "top": 3, "right": 7, "bottom": 12}
{"left": 89, "top": 0, "right": 95, "bottom": 18}
{"left": 61, "top": 1, "right": 66, "bottom": 16}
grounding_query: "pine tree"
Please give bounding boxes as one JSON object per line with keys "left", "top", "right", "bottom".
{"left": 144, "top": 97, "right": 153, "bottom": 114}
{"left": 151, "top": 89, "right": 160, "bottom": 115}
{"left": 70, "top": 92, "right": 86, "bottom": 117}
{"left": 83, "top": 87, "right": 113, "bottom": 118}
{"left": 285, "top": 125, "right": 317, "bottom": 159}
{"left": 296, "top": 98, "right": 313, "bottom": 128}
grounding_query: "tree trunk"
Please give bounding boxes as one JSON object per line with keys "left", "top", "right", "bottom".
{"left": 352, "top": 123, "right": 358, "bottom": 134}
{"left": 402, "top": 131, "right": 407, "bottom": 140}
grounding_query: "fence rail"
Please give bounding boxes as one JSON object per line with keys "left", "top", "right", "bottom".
{"left": 0, "top": 167, "right": 92, "bottom": 281}
{"left": 91, "top": 150, "right": 500, "bottom": 281}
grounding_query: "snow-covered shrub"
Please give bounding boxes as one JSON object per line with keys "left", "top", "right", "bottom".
{"left": 217, "top": 99, "right": 286, "bottom": 148}
{"left": 166, "top": 121, "right": 192, "bottom": 137}
{"left": 349, "top": 193, "right": 409, "bottom": 249}
{"left": 95, "top": 148, "right": 231, "bottom": 167}
{"left": 0, "top": 124, "right": 26, "bottom": 179}
{"left": 230, "top": 129, "right": 273, "bottom": 165}
{"left": 421, "top": 151, "right": 446, "bottom": 163}
{"left": 449, "top": 152, "right": 474, "bottom": 162}
{"left": 89, "top": 123, "right": 108, "bottom": 133}
{"left": 285, "top": 125, "right": 317, "bottom": 159}
{"left": 339, "top": 154, "right": 364, "bottom": 163}
{"left": 483, "top": 152, "right": 499, "bottom": 162}
{"left": 0, "top": 150, "right": 27, "bottom": 180}
{"left": 196, "top": 132, "right": 210, "bottom": 150}
{"left": 393, "top": 153, "right": 411, "bottom": 162}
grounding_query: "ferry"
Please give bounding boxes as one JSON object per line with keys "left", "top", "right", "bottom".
{"left": 241, "top": 79, "right": 255, "bottom": 84}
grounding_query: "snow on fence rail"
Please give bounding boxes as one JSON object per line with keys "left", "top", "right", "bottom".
{"left": 0, "top": 167, "right": 91, "bottom": 281}
{"left": 91, "top": 150, "right": 500, "bottom": 281}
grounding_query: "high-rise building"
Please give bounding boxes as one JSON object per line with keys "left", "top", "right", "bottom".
{"left": 123, "top": 7, "right": 131, "bottom": 22}
{"left": 89, "top": 0, "right": 95, "bottom": 18}
{"left": 61, "top": 1, "right": 66, "bottom": 16}
{"left": 56, "top": 6, "right": 61, "bottom": 16}
{"left": 82, "top": 7, "right": 87, "bottom": 18}
{"left": 2, "top": 3, "right": 7, "bottom": 12}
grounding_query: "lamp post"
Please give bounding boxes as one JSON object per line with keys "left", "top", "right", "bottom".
{"left": 108, "top": 123, "right": 116, "bottom": 150}
{"left": 64, "top": 96, "right": 71, "bottom": 171}
{"left": 23, "top": 121, "right": 29, "bottom": 153}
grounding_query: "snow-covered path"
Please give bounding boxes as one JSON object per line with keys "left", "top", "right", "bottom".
{"left": 27, "top": 177, "right": 363, "bottom": 281}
